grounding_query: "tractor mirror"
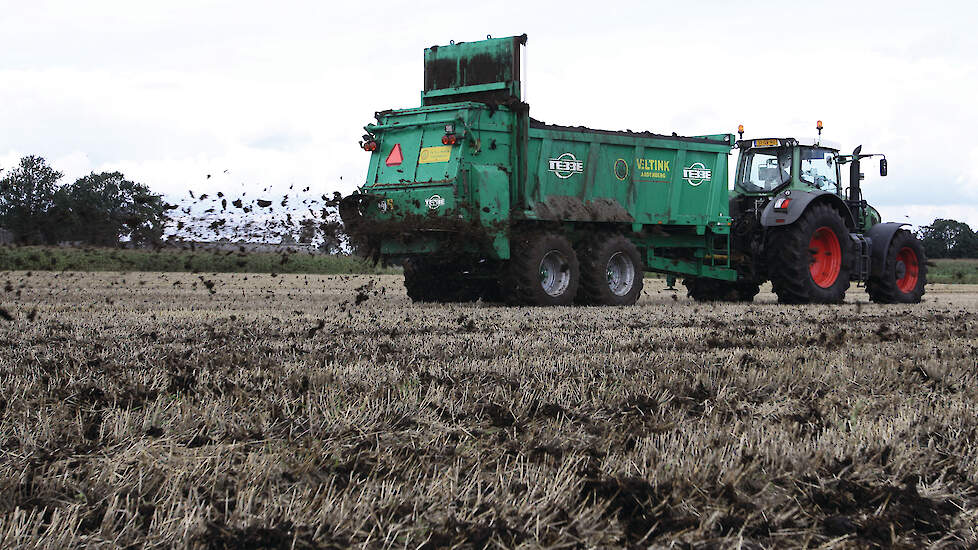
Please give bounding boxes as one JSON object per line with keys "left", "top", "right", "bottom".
{"left": 879, "top": 158, "right": 888, "bottom": 177}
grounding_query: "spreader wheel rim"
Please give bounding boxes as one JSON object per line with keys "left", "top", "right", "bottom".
{"left": 809, "top": 226, "right": 842, "bottom": 288}
{"left": 895, "top": 246, "right": 920, "bottom": 293}
{"left": 606, "top": 251, "right": 636, "bottom": 297}
{"left": 539, "top": 249, "right": 572, "bottom": 297}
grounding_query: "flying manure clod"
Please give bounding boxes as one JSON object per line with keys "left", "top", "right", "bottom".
{"left": 340, "top": 35, "right": 925, "bottom": 306}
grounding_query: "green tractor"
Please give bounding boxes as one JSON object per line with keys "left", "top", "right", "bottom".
{"left": 684, "top": 126, "right": 927, "bottom": 304}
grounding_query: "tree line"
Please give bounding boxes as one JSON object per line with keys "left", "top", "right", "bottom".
{"left": 917, "top": 219, "right": 978, "bottom": 259}
{"left": 0, "top": 155, "right": 347, "bottom": 251}
{"left": 3, "top": 154, "right": 978, "bottom": 257}
{"left": 0, "top": 156, "right": 166, "bottom": 246}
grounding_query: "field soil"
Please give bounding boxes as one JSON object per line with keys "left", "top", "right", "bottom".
{"left": 1, "top": 272, "right": 976, "bottom": 548}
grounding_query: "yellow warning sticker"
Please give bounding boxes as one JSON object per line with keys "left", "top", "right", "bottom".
{"left": 419, "top": 145, "right": 452, "bottom": 164}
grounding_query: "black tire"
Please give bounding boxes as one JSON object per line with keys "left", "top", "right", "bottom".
{"left": 765, "top": 203, "right": 852, "bottom": 304}
{"left": 867, "top": 230, "right": 927, "bottom": 303}
{"left": 505, "top": 232, "right": 580, "bottom": 306}
{"left": 403, "top": 257, "right": 481, "bottom": 303}
{"left": 737, "top": 282, "right": 761, "bottom": 302}
{"left": 403, "top": 257, "right": 432, "bottom": 302}
{"left": 577, "top": 234, "right": 644, "bottom": 306}
{"left": 683, "top": 277, "right": 759, "bottom": 302}
{"left": 476, "top": 276, "right": 504, "bottom": 303}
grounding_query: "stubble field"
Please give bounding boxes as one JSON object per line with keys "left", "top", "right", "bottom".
{"left": 1, "top": 271, "right": 976, "bottom": 549}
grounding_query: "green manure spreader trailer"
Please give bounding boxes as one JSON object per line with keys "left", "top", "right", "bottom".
{"left": 340, "top": 34, "right": 926, "bottom": 306}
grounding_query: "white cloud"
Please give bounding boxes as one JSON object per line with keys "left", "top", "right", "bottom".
{"left": 0, "top": 0, "right": 976, "bottom": 230}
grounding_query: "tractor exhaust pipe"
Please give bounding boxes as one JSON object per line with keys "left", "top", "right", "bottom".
{"left": 849, "top": 145, "right": 863, "bottom": 203}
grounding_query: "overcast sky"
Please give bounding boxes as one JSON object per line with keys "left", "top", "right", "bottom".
{"left": 2, "top": 0, "right": 976, "bottom": 229}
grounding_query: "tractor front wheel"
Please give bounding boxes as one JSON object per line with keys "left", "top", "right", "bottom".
{"left": 867, "top": 230, "right": 927, "bottom": 303}
{"left": 766, "top": 203, "right": 852, "bottom": 304}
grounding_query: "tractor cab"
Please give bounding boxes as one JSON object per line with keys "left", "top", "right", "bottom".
{"left": 734, "top": 137, "right": 843, "bottom": 198}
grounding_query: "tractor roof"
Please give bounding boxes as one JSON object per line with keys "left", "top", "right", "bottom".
{"left": 738, "top": 137, "right": 840, "bottom": 151}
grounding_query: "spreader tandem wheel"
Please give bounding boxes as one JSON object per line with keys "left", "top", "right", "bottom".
{"left": 867, "top": 229, "right": 927, "bottom": 303}
{"left": 576, "top": 234, "right": 644, "bottom": 306}
{"left": 766, "top": 203, "right": 852, "bottom": 304}
{"left": 505, "top": 232, "right": 580, "bottom": 306}
{"left": 403, "top": 257, "right": 482, "bottom": 303}
{"left": 683, "top": 277, "right": 760, "bottom": 302}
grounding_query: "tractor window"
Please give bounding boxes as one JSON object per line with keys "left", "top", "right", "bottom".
{"left": 800, "top": 148, "right": 839, "bottom": 192}
{"left": 738, "top": 148, "right": 791, "bottom": 193}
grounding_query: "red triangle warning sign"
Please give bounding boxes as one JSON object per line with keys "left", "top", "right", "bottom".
{"left": 385, "top": 143, "right": 403, "bottom": 166}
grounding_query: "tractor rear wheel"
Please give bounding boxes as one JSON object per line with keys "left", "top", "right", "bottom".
{"left": 683, "top": 277, "right": 759, "bottom": 302}
{"left": 867, "top": 230, "right": 927, "bottom": 303}
{"left": 505, "top": 232, "right": 579, "bottom": 306}
{"left": 766, "top": 203, "right": 852, "bottom": 304}
{"left": 577, "top": 234, "right": 644, "bottom": 306}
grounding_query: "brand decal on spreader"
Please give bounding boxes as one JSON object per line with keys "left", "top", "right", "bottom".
{"left": 614, "top": 159, "right": 629, "bottom": 181}
{"left": 426, "top": 194, "right": 445, "bottom": 210}
{"left": 636, "top": 158, "right": 671, "bottom": 182}
{"left": 683, "top": 162, "right": 712, "bottom": 186}
{"left": 548, "top": 153, "right": 584, "bottom": 179}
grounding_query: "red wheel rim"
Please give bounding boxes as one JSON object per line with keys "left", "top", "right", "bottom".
{"left": 809, "top": 226, "right": 841, "bottom": 288}
{"left": 896, "top": 246, "right": 919, "bottom": 293}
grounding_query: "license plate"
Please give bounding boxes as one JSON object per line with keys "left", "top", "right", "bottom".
{"left": 754, "top": 139, "right": 780, "bottom": 147}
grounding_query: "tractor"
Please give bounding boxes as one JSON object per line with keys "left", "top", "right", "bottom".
{"left": 684, "top": 125, "right": 927, "bottom": 304}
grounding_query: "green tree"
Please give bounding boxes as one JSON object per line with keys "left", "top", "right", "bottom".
{"left": 0, "top": 156, "right": 63, "bottom": 244}
{"left": 918, "top": 219, "right": 978, "bottom": 259}
{"left": 52, "top": 172, "right": 167, "bottom": 246}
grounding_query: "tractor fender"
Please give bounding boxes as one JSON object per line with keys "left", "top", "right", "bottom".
{"left": 865, "top": 222, "right": 909, "bottom": 277}
{"left": 760, "top": 189, "right": 856, "bottom": 229}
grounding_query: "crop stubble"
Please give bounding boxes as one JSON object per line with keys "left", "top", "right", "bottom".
{"left": 1, "top": 272, "right": 976, "bottom": 548}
